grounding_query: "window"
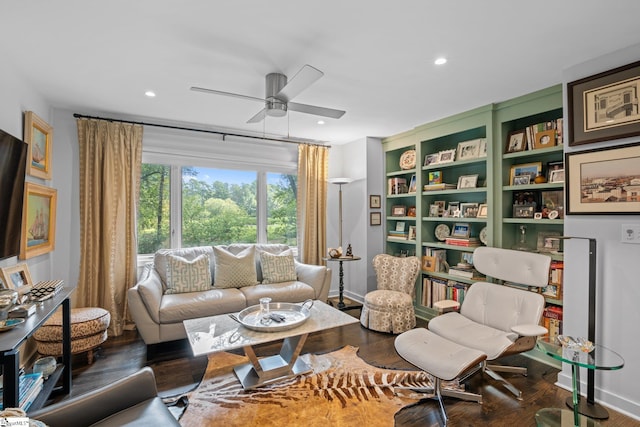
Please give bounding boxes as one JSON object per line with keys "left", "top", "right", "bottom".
{"left": 137, "top": 165, "right": 297, "bottom": 254}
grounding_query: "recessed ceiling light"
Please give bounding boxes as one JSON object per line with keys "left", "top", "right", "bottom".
{"left": 317, "top": 120, "right": 325, "bottom": 125}
{"left": 434, "top": 57, "right": 447, "bottom": 65}
{"left": 145, "top": 91, "right": 156, "bottom": 97}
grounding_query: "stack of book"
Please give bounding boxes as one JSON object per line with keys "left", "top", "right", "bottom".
{"left": 423, "top": 183, "right": 456, "bottom": 191}
{"left": 29, "top": 279, "right": 64, "bottom": 300}
{"left": 0, "top": 372, "right": 44, "bottom": 411}
{"left": 387, "top": 230, "right": 408, "bottom": 240}
{"left": 542, "top": 305, "right": 563, "bottom": 341}
{"left": 445, "top": 237, "right": 481, "bottom": 247}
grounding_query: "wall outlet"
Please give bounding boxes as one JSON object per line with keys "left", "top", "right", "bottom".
{"left": 621, "top": 224, "right": 640, "bottom": 244}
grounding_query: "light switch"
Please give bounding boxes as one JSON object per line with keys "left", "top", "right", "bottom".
{"left": 621, "top": 224, "right": 640, "bottom": 244}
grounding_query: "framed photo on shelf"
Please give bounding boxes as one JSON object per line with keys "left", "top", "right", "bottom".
{"left": 457, "top": 174, "right": 478, "bottom": 189}
{"left": 510, "top": 162, "right": 542, "bottom": 186}
{"left": 546, "top": 160, "right": 564, "bottom": 181}
{"left": 429, "top": 204, "right": 440, "bottom": 217}
{"left": 549, "top": 169, "right": 565, "bottom": 183}
{"left": 460, "top": 202, "right": 479, "bottom": 218}
{"left": 20, "top": 182, "right": 57, "bottom": 259}
{"left": 395, "top": 222, "right": 406, "bottom": 232}
{"left": 451, "top": 223, "right": 471, "bottom": 238}
{"left": 408, "top": 174, "right": 417, "bottom": 193}
{"left": 478, "top": 138, "right": 488, "bottom": 157}
{"left": 428, "top": 170, "right": 442, "bottom": 185}
{"left": 542, "top": 283, "right": 562, "bottom": 299}
{"left": 541, "top": 190, "right": 564, "bottom": 218}
{"left": 370, "top": 212, "right": 382, "bottom": 226}
{"left": 407, "top": 206, "right": 417, "bottom": 217}
{"left": 447, "top": 201, "right": 460, "bottom": 216}
{"left": 513, "top": 175, "right": 531, "bottom": 185}
{"left": 0, "top": 263, "right": 34, "bottom": 294}
{"left": 513, "top": 204, "right": 535, "bottom": 218}
{"left": 408, "top": 225, "right": 416, "bottom": 241}
{"left": 437, "top": 149, "right": 456, "bottom": 164}
{"left": 391, "top": 205, "right": 407, "bottom": 217}
{"left": 476, "top": 203, "right": 488, "bottom": 218}
{"left": 568, "top": 60, "right": 640, "bottom": 146}
{"left": 534, "top": 129, "right": 556, "bottom": 149}
{"left": 537, "top": 231, "right": 562, "bottom": 253}
{"left": 24, "top": 111, "right": 53, "bottom": 180}
{"left": 424, "top": 153, "right": 439, "bottom": 166}
{"left": 456, "top": 139, "right": 480, "bottom": 160}
{"left": 505, "top": 130, "right": 527, "bottom": 153}
{"left": 369, "top": 195, "right": 381, "bottom": 209}
{"left": 566, "top": 142, "right": 640, "bottom": 214}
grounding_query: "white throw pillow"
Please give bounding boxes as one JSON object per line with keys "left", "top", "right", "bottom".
{"left": 165, "top": 254, "right": 212, "bottom": 294}
{"left": 260, "top": 250, "right": 297, "bottom": 284}
{"left": 213, "top": 245, "right": 258, "bottom": 288}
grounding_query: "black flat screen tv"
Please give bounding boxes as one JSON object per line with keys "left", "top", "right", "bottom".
{"left": 0, "top": 128, "right": 27, "bottom": 260}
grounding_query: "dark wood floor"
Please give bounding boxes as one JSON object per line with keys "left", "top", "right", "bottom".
{"left": 53, "top": 312, "right": 637, "bottom": 427}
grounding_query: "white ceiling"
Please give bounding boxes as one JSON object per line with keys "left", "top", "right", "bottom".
{"left": 3, "top": 1, "right": 640, "bottom": 145}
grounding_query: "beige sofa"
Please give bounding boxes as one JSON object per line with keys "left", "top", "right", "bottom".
{"left": 127, "top": 244, "right": 331, "bottom": 345}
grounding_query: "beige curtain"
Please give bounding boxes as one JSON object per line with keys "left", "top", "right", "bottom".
{"left": 297, "top": 144, "right": 328, "bottom": 265}
{"left": 76, "top": 118, "right": 143, "bottom": 336}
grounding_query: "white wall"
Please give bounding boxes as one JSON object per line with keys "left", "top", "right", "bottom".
{"left": 559, "top": 44, "right": 640, "bottom": 418}
{"left": 0, "top": 61, "right": 57, "bottom": 290}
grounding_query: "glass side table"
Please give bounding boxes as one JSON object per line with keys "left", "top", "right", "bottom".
{"left": 535, "top": 338, "right": 624, "bottom": 427}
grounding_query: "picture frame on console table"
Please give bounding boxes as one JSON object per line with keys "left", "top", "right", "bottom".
{"left": 20, "top": 182, "right": 57, "bottom": 259}
{"left": 24, "top": 111, "right": 53, "bottom": 180}
{"left": 565, "top": 142, "right": 640, "bottom": 214}
{"left": 0, "top": 263, "right": 34, "bottom": 294}
{"left": 568, "top": 60, "right": 640, "bottom": 146}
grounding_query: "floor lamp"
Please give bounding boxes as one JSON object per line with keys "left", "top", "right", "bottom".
{"left": 557, "top": 236, "right": 608, "bottom": 419}
{"left": 327, "top": 178, "right": 360, "bottom": 310}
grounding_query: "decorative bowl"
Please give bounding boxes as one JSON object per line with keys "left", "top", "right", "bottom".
{"left": 33, "top": 356, "right": 57, "bottom": 379}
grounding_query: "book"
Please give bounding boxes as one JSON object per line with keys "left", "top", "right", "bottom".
{"left": 447, "top": 267, "right": 474, "bottom": 279}
{"left": 388, "top": 177, "right": 407, "bottom": 195}
{"left": 0, "top": 372, "right": 43, "bottom": 410}
{"left": 423, "top": 183, "right": 456, "bottom": 191}
{"left": 445, "top": 237, "right": 481, "bottom": 247}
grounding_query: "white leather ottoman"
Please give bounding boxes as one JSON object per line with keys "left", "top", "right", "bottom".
{"left": 394, "top": 328, "right": 486, "bottom": 424}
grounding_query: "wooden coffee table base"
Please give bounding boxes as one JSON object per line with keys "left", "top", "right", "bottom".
{"left": 234, "top": 333, "right": 312, "bottom": 389}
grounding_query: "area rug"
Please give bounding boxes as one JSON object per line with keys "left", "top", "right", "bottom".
{"left": 179, "top": 345, "right": 451, "bottom": 427}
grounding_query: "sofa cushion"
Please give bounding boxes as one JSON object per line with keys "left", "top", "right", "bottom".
{"left": 220, "top": 243, "right": 290, "bottom": 282}
{"left": 154, "top": 246, "right": 214, "bottom": 288}
{"left": 159, "top": 288, "right": 247, "bottom": 324}
{"left": 213, "top": 245, "right": 258, "bottom": 288}
{"left": 259, "top": 249, "right": 297, "bottom": 284}
{"left": 165, "top": 254, "right": 212, "bottom": 294}
{"left": 240, "top": 281, "right": 315, "bottom": 306}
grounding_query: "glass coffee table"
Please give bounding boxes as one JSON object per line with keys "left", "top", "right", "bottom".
{"left": 535, "top": 338, "right": 624, "bottom": 427}
{"left": 183, "top": 300, "right": 358, "bottom": 389}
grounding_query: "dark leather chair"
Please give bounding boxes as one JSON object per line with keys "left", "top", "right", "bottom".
{"left": 29, "top": 367, "right": 179, "bottom": 427}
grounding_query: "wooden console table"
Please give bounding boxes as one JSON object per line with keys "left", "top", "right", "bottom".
{"left": 0, "top": 286, "right": 75, "bottom": 410}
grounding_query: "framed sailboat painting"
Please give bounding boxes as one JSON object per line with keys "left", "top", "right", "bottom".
{"left": 20, "top": 182, "right": 57, "bottom": 259}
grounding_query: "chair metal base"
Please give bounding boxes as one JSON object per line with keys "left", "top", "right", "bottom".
{"left": 396, "top": 377, "right": 482, "bottom": 426}
{"left": 484, "top": 363, "right": 526, "bottom": 400}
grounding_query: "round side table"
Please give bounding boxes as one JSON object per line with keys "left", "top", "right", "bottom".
{"left": 323, "top": 256, "right": 361, "bottom": 310}
{"left": 535, "top": 338, "right": 624, "bottom": 427}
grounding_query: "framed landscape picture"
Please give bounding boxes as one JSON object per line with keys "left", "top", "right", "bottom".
{"left": 20, "top": 182, "right": 57, "bottom": 259}
{"left": 568, "top": 60, "right": 640, "bottom": 146}
{"left": 566, "top": 142, "right": 640, "bottom": 214}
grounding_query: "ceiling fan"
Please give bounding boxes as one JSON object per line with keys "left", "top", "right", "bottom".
{"left": 191, "top": 64, "right": 346, "bottom": 123}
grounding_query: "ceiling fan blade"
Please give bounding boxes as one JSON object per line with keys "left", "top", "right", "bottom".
{"left": 288, "top": 102, "right": 346, "bottom": 119}
{"left": 247, "top": 108, "right": 267, "bottom": 123}
{"left": 190, "top": 86, "right": 264, "bottom": 103}
{"left": 276, "top": 64, "right": 324, "bottom": 102}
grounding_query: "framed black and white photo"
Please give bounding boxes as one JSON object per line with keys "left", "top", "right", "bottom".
{"left": 566, "top": 142, "right": 640, "bottom": 214}
{"left": 456, "top": 139, "right": 480, "bottom": 160}
{"left": 460, "top": 202, "right": 479, "bottom": 218}
{"left": 370, "top": 212, "right": 381, "bottom": 226}
{"left": 369, "top": 195, "right": 381, "bottom": 209}
{"left": 457, "top": 174, "right": 479, "bottom": 189}
{"left": 424, "top": 153, "right": 439, "bottom": 166}
{"left": 391, "top": 205, "right": 407, "bottom": 217}
{"left": 506, "top": 130, "right": 527, "bottom": 153}
{"left": 568, "top": 60, "right": 640, "bottom": 146}
{"left": 437, "top": 149, "right": 456, "bottom": 164}
{"left": 549, "top": 169, "right": 565, "bottom": 183}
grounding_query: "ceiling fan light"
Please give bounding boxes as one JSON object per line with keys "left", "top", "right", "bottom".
{"left": 265, "top": 99, "right": 288, "bottom": 117}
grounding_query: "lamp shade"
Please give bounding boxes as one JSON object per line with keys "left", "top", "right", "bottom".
{"left": 328, "top": 177, "right": 353, "bottom": 185}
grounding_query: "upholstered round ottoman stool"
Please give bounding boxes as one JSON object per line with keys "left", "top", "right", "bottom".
{"left": 34, "top": 307, "right": 110, "bottom": 364}
{"left": 360, "top": 289, "right": 416, "bottom": 334}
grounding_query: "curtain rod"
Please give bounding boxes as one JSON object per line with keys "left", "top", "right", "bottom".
{"left": 72, "top": 113, "right": 331, "bottom": 147}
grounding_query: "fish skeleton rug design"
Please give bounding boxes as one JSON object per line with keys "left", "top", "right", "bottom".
{"left": 179, "top": 345, "right": 448, "bottom": 427}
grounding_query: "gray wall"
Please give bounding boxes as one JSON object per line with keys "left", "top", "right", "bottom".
{"left": 559, "top": 44, "right": 640, "bottom": 418}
